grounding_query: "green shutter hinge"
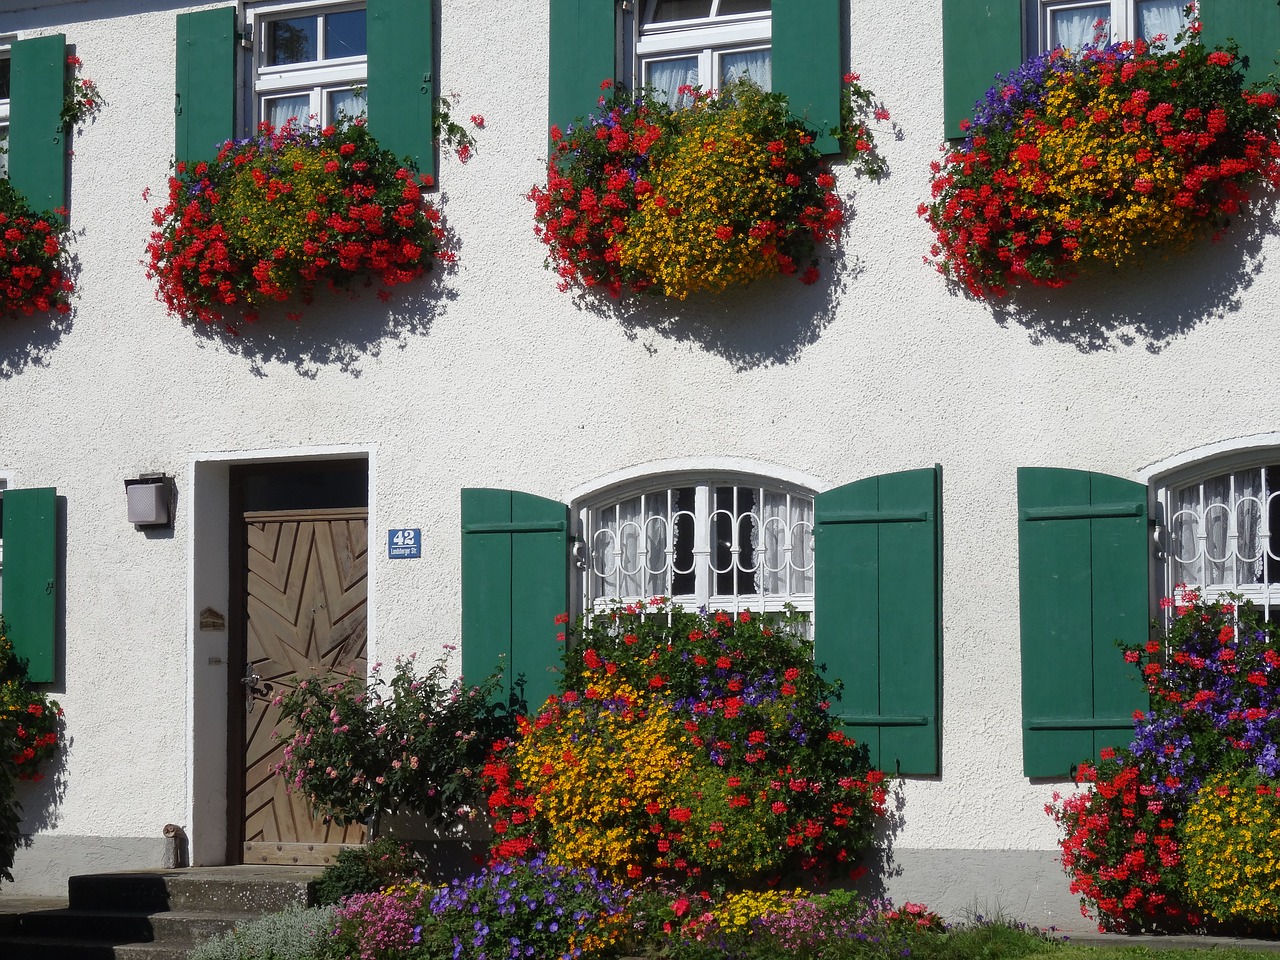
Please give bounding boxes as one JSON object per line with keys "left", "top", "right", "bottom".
{"left": 175, "top": 92, "right": 182, "bottom": 118}
{"left": 46, "top": 580, "right": 55, "bottom": 594}
{"left": 420, "top": 73, "right": 434, "bottom": 93}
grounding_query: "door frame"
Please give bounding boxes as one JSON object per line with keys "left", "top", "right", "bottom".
{"left": 186, "top": 447, "right": 374, "bottom": 868}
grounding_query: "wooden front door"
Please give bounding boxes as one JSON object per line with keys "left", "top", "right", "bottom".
{"left": 240, "top": 508, "right": 369, "bottom": 864}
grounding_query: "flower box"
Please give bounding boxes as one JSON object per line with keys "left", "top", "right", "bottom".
{"left": 922, "top": 31, "right": 1280, "bottom": 300}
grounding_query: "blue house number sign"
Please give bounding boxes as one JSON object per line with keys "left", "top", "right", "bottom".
{"left": 388, "top": 528, "right": 422, "bottom": 559}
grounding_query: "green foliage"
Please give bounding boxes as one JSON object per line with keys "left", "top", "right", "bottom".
{"left": 188, "top": 904, "right": 335, "bottom": 960}
{"left": 485, "top": 601, "right": 886, "bottom": 888}
{"left": 416, "top": 856, "right": 633, "bottom": 960}
{"left": 312, "top": 837, "right": 419, "bottom": 906}
{"left": 0, "top": 620, "right": 64, "bottom": 885}
{"left": 1048, "top": 591, "right": 1280, "bottom": 932}
{"left": 146, "top": 119, "right": 446, "bottom": 327}
{"left": 273, "top": 652, "right": 516, "bottom": 828}
{"left": 1180, "top": 769, "right": 1280, "bottom": 927}
{"left": 0, "top": 178, "right": 75, "bottom": 319}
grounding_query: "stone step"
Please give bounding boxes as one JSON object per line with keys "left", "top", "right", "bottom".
{"left": 0, "top": 865, "right": 326, "bottom": 960}
{"left": 68, "top": 866, "right": 317, "bottom": 913}
{"left": 0, "top": 934, "right": 194, "bottom": 960}
{"left": 15, "top": 905, "right": 251, "bottom": 943}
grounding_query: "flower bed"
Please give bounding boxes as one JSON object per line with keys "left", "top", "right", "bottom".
{"left": 922, "top": 31, "right": 1280, "bottom": 299}
{"left": 0, "top": 623, "right": 65, "bottom": 885}
{"left": 483, "top": 601, "right": 886, "bottom": 888}
{"left": 530, "top": 77, "right": 887, "bottom": 300}
{"left": 0, "top": 179, "right": 74, "bottom": 319}
{"left": 1048, "top": 590, "right": 1280, "bottom": 933}
{"left": 146, "top": 119, "right": 447, "bottom": 327}
{"left": 272, "top": 653, "right": 514, "bottom": 830}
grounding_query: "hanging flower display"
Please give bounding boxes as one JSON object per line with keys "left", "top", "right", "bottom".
{"left": 529, "top": 77, "right": 889, "bottom": 300}
{"left": 921, "top": 31, "right": 1280, "bottom": 300}
{"left": 0, "top": 179, "right": 74, "bottom": 320}
{"left": 146, "top": 119, "right": 448, "bottom": 327}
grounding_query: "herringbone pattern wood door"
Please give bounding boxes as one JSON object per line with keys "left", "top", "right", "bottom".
{"left": 242, "top": 509, "right": 368, "bottom": 863}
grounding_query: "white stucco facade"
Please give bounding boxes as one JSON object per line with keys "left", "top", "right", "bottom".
{"left": 2, "top": 0, "right": 1278, "bottom": 931}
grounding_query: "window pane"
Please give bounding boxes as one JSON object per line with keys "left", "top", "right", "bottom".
{"left": 721, "top": 49, "right": 770, "bottom": 89}
{"left": 715, "top": 0, "right": 770, "bottom": 14}
{"left": 646, "top": 56, "right": 699, "bottom": 107}
{"left": 651, "top": 0, "right": 713, "bottom": 23}
{"left": 325, "top": 9, "right": 367, "bottom": 59}
{"left": 1137, "top": 0, "right": 1187, "bottom": 48}
{"left": 1050, "top": 5, "right": 1110, "bottom": 50}
{"left": 0, "top": 58, "right": 9, "bottom": 101}
{"left": 263, "top": 93, "right": 313, "bottom": 128}
{"left": 329, "top": 88, "right": 366, "bottom": 123}
{"left": 267, "top": 16, "right": 319, "bottom": 66}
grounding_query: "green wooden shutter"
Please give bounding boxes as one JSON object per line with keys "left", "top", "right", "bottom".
{"left": 1017, "top": 468, "right": 1149, "bottom": 778}
{"left": 1, "top": 487, "right": 58, "bottom": 683}
{"left": 942, "top": 0, "right": 1022, "bottom": 139}
{"left": 368, "top": 0, "right": 437, "bottom": 179}
{"left": 9, "top": 35, "right": 68, "bottom": 215}
{"left": 175, "top": 7, "right": 236, "bottom": 166}
{"left": 1200, "top": 0, "right": 1280, "bottom": 89}
{"left": 548, "top": 0, "right": 617, "bottom": 136}
{"left": 461, "top": 488, "right": 569, "bottom": 713}
{"left": 814, "top": 466, "right": 942, "bottom": 774}
{"left": 773, "top": 0, "right": 841, "bottom": 154}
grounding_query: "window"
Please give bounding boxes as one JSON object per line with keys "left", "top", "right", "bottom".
{"left": 461, "top": 465, "right": 943, "bottom": 774}
{"left": 1162, "top": 461, "right": 1280, "bottom": 618}
{"left": 582, "top": 478, "right": 814, "bottom": 617}
{"left": 0, "top": 50, "right": 10, "bottom": 178}
{"left": 551, "top": 0, "right": 841, "bottom": 153}
{"left": 1028, "top": 0, "right": 1191, "bottom": 53}
{"left": 0, "top": 474, "right": 9, "bottom": 611}
{"left": 633, "top": 0, "right": 771, "bottom": 107}
{"left": 248, "top": 2, "right": 367, "bottom": 128}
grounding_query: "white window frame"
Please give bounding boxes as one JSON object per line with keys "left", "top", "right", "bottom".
{"left": 632, "top": 0, "right": 771, "bottom": 102}
{"left": 246, "top": 0, "right": 367, "bottom": 129}
{"left": 0, "top": 472, "right": 12, "bottom": 611}
{"left": 0, "top": 40, "right": 12, "bottom": 180}
{"left": 1029, "top": 0, "right": 1194, "bottom": 53}
{"left": 576, "top": 470, "right": 815, "bottom": 620}
{"left": 1155, "top": 446, "right": 1280, "bottom": 620}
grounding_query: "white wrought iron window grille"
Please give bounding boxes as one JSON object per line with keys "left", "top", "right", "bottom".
{"left": 1161, "top": 461, "right": 1280, "bottom": 619}
{"left": 1027, "top": 0, "right": 1191, "bottom": 53}
{"left": 582, "top": 480, "right": 814, "bottom": 622}
{"left": 634, "top": 0, "right": 771, "bottom": 108}
{"left": 0, "top": 50, "right": 10, "bottom": 179}
{"left": 0, "top": 474, "right": 9, "bottom": 610}
{"left": 248, "top": 1, "right": 367, "bottom": 130}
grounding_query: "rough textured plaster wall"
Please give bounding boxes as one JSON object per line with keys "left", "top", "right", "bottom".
{"left": 0, "top": 0, "right": 1277, "bottom": 914}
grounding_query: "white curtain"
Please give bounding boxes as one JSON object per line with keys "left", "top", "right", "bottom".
{"left": 1050, "top": 5, "right": 1111, "bottom": 51}
{"left": 329, "top": 88, "right": 366, "bottom": 124}
{"left": 264, "top": 94, "right": 310, "bottom": 129}
{"left": 0, "top": 127, "right": 7, "bottom": 179}
{"left": 1137, "top": 0, "right": 1188, "bottom": 48}
{"left": 721, "top": 49, "right": 771, "bottom": 90}
{"left": 1183, "top": 469, "right": 1265, "bottom": 589}
{"left": 646, "top": 56, "right": 699, "bottom": 107}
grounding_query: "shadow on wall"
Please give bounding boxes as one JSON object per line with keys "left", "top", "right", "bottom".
{"left": 570, "top": 249, "right": 860, "bottom": 373}
{"left": 0, "top": 251, "right": 79, "bottom": 380}
{"left": 16, "top": 721, "right": 71, "bottom": 838}
{"left": 186, "top": 211, "right": 463, "bottom": 379}
{"left": 853, "top": 776, "right": 905, "bottom": 903}
{"left": 987, "top": 196, "right": 1279, "bottom": 352}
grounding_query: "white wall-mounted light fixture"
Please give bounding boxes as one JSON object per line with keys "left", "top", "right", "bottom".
{"left": 125, "top": 473, "right": 174, "bottom": 528}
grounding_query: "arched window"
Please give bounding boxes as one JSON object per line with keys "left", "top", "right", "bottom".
{"left": 580, "top": 475, "right": 813, "bottom": 616}
{"left": 635, "top": 0, "right": 771, "bottom": 107}
{"left": 1160, "top": 457, "right": 1280, "bottom": 616}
